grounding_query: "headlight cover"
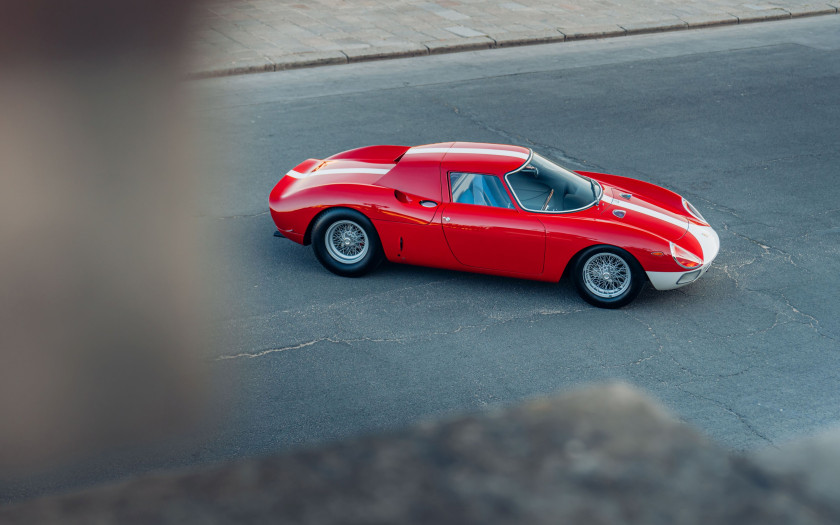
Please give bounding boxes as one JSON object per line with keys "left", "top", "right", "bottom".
{"left": 670, "top": 242, "right": 703, "bottom": 269}
{"left": 682, "top": 198, "right": 707, "bottom": 224}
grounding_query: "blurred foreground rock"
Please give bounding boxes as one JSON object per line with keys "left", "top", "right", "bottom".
{"left": 2, "top": 383, "right": 838, "bottom": 524}
{"left": 0, "top": 0, "right": 204, "bottom": 473}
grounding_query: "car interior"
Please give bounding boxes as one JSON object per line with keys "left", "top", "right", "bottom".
{"left": 450, "top": 173, "right": 515, "bottom": 209}
{"left": 506, "top": 161, "right": 593, "bottom": 212}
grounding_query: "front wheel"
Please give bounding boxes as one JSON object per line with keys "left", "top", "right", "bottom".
{"left": 311, "top": 209, "right": 383, "bottom": 277}
{"left": 572, "top": 246, "right": 645, "bottom": 308}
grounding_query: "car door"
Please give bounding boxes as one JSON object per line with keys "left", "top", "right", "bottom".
{"left": 441, "top": 172, "right": 545, "bottom": 275}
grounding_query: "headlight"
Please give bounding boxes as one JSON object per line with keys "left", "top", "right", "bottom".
{"left": 682, "top": 198, "right": 707, "bottom": 224}
{"left": 670, "top": 242, "right": 703, "bottom": 269}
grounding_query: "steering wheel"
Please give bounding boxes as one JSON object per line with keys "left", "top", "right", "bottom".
{"left": 541, "top": 189, "right": 554, "bottom": 211}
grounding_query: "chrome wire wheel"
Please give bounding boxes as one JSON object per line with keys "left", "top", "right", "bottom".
{"left": 325, "top": 220, "right": 369, "bottom": 264}
{"left": 582, "top": 252, "right": 631, "bottom": 298}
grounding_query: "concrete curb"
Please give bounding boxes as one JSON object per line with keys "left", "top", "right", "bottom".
{"left": 424, "top": 36, "right": 495, "bottom": 55}
{"left": 678, "top": 14, "right": 739, "bottom": 28}
{"left": 558, "top": 24, "right": 625, "bottom": 41}
{"left": 187, "top": 7, "right": 839, "bottom": 80}
{"left": 620, "top": 18, "right": 689, "bottom": 36}
{"left": 344, "top": 44, "right": 427, "bottom": 62}
{"left": 489, "top": 29, "right": 566, "bottom": 48}
{"left": 786, "top": 4, "right": 838, "bottom": 16}
{"left": 729, "top": 8, "right": 792, "bottom": 23}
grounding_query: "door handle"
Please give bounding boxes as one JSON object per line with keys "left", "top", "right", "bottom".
{"left": 443, "top": 216, "right": 451, "bottom": 222}
{"left": 419, "top": 200, "right": 438, "bottom": 208}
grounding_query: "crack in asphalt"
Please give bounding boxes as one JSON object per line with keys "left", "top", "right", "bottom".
{"left": 674, "top": 386, "right": 777, "bottom": 448}
{"left": 692, "top": 196, "right": 779, "bottom": 230}
{"left": 715, "top": 366, "right": 755, "bottom": 378}
{"left": 703, "top": 221, "right": 812, "bottom": 294}
{"left": 716, "top": 316, "right": 785, "bottom": 341}
{"left": 730, "top": 228, "right": 811, "bottom": 274}
{"left": 477, "top": 306, "right": 588, "bottom": 333}
{"left": 724, "top": 151, "right": 824, "bottom": 171}
{"left": 779, "top": 292, "right": 838, "bottom": 342}
{"left": 216, "top": 304, "right": 591, "bottom": 361}
{"left": 214, "top": 278, "right": 461, "bottom": 326}
{"left": 217, "top": 338, "right": 327, "bottom": 359}
{"left": 621, "top": 311, "right": 664, "bottom": 366}
{"left": 620, "top": 310, "right": 707, "bottom": 377}
{"left": 693, "top": 196, "right": 747, "bottom": 221}
{"left": 718, "top": 262, "right": 748, "bottom": 288}
{"left": 705, "top": 219, "right": 837, "bottom": 343}
{"left": 620, "top": 302, "right": 784, "bottom": 381}
{"left": 216, "top": 335, "right": 406, "bottom": 360}
{"left": 643, "top": 190, "right": 836, "bottom": 349}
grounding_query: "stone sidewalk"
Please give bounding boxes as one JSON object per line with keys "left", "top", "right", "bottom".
{"left": 188, "top": 1, "right": 839, "bottom": 78}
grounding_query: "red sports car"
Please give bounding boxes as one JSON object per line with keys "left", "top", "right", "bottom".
{"left": 269, "top": 142, "right": 719, "bottom": 308}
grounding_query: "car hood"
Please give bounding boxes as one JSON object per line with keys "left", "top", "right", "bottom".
{"left": 598, "top": 185, "right": 689, "bottom": 242}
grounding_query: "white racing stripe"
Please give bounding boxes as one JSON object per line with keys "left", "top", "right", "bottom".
{"left": 602, "top": 194, "right": 687, "bottom": 229}
{"left": 686, "top": 222, "right": 720, "bottom": 262}
{"left": 404, "top": 147, "right": 529, "bottom": 160}
{"left": 286, "top": 167, "right": 391, "bottom": 178}
{"left": 314, "top": 168, "right": 391, "bottom": 175}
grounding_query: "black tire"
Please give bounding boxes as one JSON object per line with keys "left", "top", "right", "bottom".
{"left": 572, "top": 245, "right": 645, "bottom": 309}
{"left": 311, "top": 208, "right": 383, "bottom": 277}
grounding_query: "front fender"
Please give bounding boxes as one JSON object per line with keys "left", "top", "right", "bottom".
{"left": 542, "top": 214, "right": 680, "bottom": 280}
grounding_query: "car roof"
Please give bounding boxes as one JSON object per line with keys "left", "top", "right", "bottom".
{"left": 402, "top": 142, "right": 530, "bottom": 176}
{"left": 374, "top": 142, "right": 531, "bottom": 201}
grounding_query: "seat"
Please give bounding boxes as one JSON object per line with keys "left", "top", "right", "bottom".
{"left": 470, "top": 177, "right": 491, "bottom": 206}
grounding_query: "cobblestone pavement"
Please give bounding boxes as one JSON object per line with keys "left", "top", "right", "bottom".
{"left": 189, "top": 1, "right": 839, "bottom": 76}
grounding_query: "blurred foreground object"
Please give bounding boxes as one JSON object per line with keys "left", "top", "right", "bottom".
{"left": 0, "top": 0, "right": 205, "bottom": 473}
{"left": 2, "top": 383, "right": 839, "bottom": 524}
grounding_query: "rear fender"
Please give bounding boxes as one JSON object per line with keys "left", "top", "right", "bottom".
{"left": 291, "top": 180, "right": 439, "bottom": 244}
{"left": 326, "top": 145, "right": 410, "bottom": 163}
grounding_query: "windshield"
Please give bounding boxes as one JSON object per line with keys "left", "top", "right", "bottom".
{"left": 505, "top": 153, "right": 601, "bottom": 213}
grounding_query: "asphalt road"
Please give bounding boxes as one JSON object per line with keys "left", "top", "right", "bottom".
{"left": 4, "top": 15, "right": 840, "bottom": 502}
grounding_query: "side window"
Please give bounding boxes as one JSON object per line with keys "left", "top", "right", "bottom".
{"left": 449, "top": 173, "right": 514, "bottom": 209}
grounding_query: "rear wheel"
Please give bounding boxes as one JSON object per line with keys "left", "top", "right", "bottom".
{"left": 572, "top": 246, "right": 645, "bottom": 308}
{"left": 311, "top": 209, "right": 383, "bottom": 277}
